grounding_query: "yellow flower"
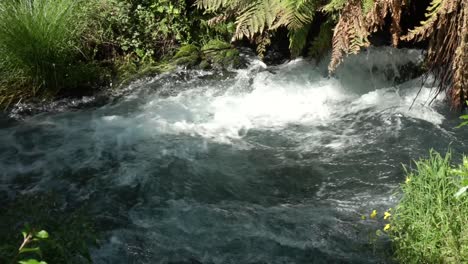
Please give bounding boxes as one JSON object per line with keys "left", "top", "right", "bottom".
{"left": 384, "top": 211, "right": 391, "bottom": 220}
{"left": 370, "top": 210, "right": 377, "bottom": 219}
{"left": 384, "top": 224, "right": 391, "bottom": 231}
{"left": 405, "top": 177, "right": 411, "bottom": 184}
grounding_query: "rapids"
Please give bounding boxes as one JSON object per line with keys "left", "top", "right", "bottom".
{"left": 1, "top": 47, "right": 467, "bottom": 263}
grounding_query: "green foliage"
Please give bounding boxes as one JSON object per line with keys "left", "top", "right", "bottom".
{"left": 201, "top": 39, "right": 241, "bottom": 69}
{"left": 92, "top": 0, "right": 192, "bottom": 62}
{"left": 0, "top": 193, "right": 97, "bottom": 264}
{"left": 457, "top": 114, "right": 468, "bottom": 128}
{"left": 0, "top": 0, "right": 94, "bottom": 95}
{"left": 287, "top": 0, "right": 318, "bottom": 57}
{"left": 457, "top": 103, "right": 468, "bottom": 128}
{"left": 362, "top": 0, "right": 375, "bottom": 14}
{"left": 308, "top": 20, "right": 334, "bottom": 60}
{"left": 173, "top": 45, "right": 201, "bottom": 67}
{"left": 196, "top": 0, "right": 321, "bottom": 57}
{"left": 12, "top": 228, "right": 50, "bottom": 264}
{"left": 390, "top": 150, "right": 468, "bottom": 263}
{"left": 322, "top": 0, "right": 347, "bottom": 15}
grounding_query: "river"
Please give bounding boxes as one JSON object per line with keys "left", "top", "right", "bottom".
{"left": 1, "top": 47, "right": 467, "bottom": 263}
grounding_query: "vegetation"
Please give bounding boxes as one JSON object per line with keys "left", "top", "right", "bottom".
{"left": 196, "top": 0, "right": 467, "bottom": 108}
{"left": 0, "top": 0, "right": 99, "bottom": 106}
{"left": 389, "top": 151, "right": 468, "bottom": 263}
{"left": 11, "top": 228, "right": 50, "bottom": 264}
{"left": 0, "top": 0, "right": 465, "bottom": 109}
{"left": 0, "top": 193, "right": 97, "bottom": 264}
{"left": 0, "top": 1, "right": 466, "bottom": 263}
{"left": 0, "top": 0, "right": 238, "bottom": 109}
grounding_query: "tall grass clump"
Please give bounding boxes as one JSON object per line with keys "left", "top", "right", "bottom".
{"left": 390, "top": 150, "right": 468, "bottom": 263}
{"left": 0, "top": 0, "right": 91, "bottom": 98}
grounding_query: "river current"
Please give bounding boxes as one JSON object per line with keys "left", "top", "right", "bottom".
{"left": 1, "top": 48, "right": 467, "bottom": 263}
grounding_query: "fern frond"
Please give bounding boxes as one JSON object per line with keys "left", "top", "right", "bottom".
{"left": 255, "top": 32, "right": 271, "bottom": 58}
{"left": 450, "top": 5, "right": 467, "bottom": 108}
{"left": 362, "top": 0, "right": 374, "bottom": 14}
{"left": 289, "top": 25, "right": 310, "bottom": 57}
{"left": 322, "top": 0, "right": 347, "bottom": 13}
{"left": 198, "top": 0, "right": 321, "bottom": 56}
{"left": 401, "top": 0, "right": 441, "bottom": 42}
{"left": 233, "top": 0, "right": 284, "bottom": 40}
{"left": 196, "top": 0, "right": 250, "bottom": 11}
{"left": 285, "top": 0, "right": 317, "bottom": 30}
{"left": 328, "top": 0, "right": 408, "bottom": 73}
{"left": 285, "top": 0, "right": 317, "bottom": 57}
{"left": 329, "top": 0, "right": 369, "bottom": 73}
{"left": 401, "top": 0, "right": 466, "bottom": 108}
{"left": 308, "top": 20, "right": 333, "bottom": 60}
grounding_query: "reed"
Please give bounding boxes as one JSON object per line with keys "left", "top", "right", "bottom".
{"left": 0, "top": 0, "right": 88, "bottom": 95}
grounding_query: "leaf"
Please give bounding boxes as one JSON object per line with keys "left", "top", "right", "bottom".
{"left": 18, "top": 260, "right": 47, "bottom": 264}
{"left": 454, "top": 186, "right": 468, "bottom": 198}
{"left": 35, "top": 230, "right": 49, "bottom": 239}
{"left": 456, "top": 121, "right": 468, "bottom": 128}
{"left": 19, "top": 247, "right": 41, "bottom": 255}
{"left": 135, "top": 49, "right": 145, "bottom": 58}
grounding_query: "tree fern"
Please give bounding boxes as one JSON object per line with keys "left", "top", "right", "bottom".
{"left": 402, "top": 0, "right": 467, "bottom": 108}
{"left": 328, "top": 0, "right": 408, "bottom": 73}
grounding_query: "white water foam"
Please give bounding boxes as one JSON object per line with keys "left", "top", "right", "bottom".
{"left": 101, "top": 48, "right": 445, "bottom": 144}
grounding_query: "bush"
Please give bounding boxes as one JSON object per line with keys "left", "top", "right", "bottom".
{"left": 390, "top": 150, "right": 468, "bottom": 263}
{"left": 91, "top": 0, "right": 192, "bottom": 62}
{"left": 0, "top": 0, "right": 93, "bottom": 96}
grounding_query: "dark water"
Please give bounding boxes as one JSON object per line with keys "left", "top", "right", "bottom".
{"left": 1, "top": 48, "right": 467, "bottom": 263}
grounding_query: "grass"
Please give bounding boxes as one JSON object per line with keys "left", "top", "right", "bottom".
{"left": 0, "top": 0, "right": 92, "bottom": 101}
{"left": 390, "top": 150, "right": 468, "bottom": 263}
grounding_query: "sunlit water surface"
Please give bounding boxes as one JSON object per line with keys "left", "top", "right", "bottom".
{"left": 1, "top": 48, "right": 467, "bottom": 263}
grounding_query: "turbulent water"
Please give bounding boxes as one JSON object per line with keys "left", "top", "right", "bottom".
{"left": 1, "top": 48, "right": 467, "bottom": 263}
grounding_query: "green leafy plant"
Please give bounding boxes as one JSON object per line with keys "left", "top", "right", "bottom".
{"left": 11, "top": 228, "right": 50, "bottom": 264}
{"left": 389, "top": 150, "right": 468, "bottom": 263}
{"left": 0, "top": 193, "right": 97, "bottom": 264}
{"left": 92, "top": 0, "right": 192, "bottom": 62}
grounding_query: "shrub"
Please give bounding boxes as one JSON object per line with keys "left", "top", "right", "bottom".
{"left": 0, "top": 0, "right": 93, "bottom": 96}
{"left": 390, "top": 150, "right": 468, "bottom": 263}
{"left": 91, "top": 0, "right": 192, "bottom": 62}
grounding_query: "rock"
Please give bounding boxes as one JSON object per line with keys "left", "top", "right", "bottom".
{"left": 172, "top": 44, "right": 201, "bottom": 68}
